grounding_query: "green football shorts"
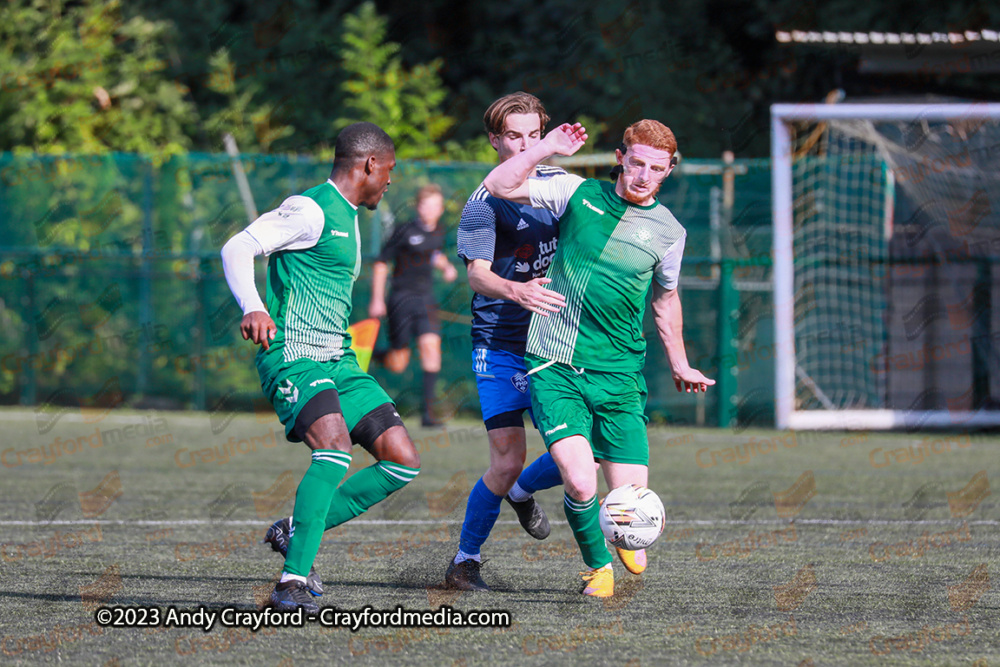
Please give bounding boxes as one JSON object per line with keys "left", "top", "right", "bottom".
{"left": 525, "top": 354, "right": 649, "bottom": 465}
{"left": 256, "top": 346, "right": 393, "bottom": 442}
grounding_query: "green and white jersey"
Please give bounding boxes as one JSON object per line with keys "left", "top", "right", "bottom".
{"left": 242, "top": 180, "right": 362, "bottom": 363}
{"left": 526, "top": 174, "right": 686, "bottom": 372}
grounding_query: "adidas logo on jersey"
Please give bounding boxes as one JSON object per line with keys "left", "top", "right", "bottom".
{"left": 582, "top": 199, "right": 605, "bottom": 215}
{"left": 330, "top": 230, "right": 349, "bottom": 238}
{"left": 516, "top": 218, "right": 529, "bottom": 230}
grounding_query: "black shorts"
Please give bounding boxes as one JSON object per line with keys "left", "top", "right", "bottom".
{"left": 387, "top": 292, "right": 439, "bottom": 350}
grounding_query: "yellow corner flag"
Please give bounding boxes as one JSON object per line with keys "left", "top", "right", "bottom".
{"left": 349, "top": 318, "right": 381, "bottom": 372}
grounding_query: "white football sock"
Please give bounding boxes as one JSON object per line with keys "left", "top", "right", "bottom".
{"left": 280, "top": 572, "right": 308, "bottom": 584}
{"left": 507, "top": 482, "right": 530, "bottom": 503}
{"left": 453, "top": 550, "right": 482, "bottom": 564}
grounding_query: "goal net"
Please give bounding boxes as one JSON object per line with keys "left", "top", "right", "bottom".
{"left": 771, "top": 102, "right": 1000, "bottom": 429}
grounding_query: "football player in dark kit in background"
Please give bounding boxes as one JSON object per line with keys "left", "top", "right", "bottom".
{"left": 369, "top": 184, "right": 458, "bottom": 427}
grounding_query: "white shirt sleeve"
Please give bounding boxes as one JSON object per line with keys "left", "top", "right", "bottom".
{"left": 243, "top": 195, "right": 325, "bottom": 255}
{"left": 219, "top": 195, "right": 325, "bottom": 315}
{"left": 654, "top": 232, "right": 686, "bottom": 290}
{"left": 221, "top": 231, "right": 268, "bottom": 315}
{"left": 528, "top": 173, "right": 586, "bottom": 218}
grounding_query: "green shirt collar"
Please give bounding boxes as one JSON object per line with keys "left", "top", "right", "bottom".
{"left": 327, "top": 179, "right": 358, "bottom": 211}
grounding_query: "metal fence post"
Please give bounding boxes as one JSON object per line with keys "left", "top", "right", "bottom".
{"left": 195, "top": 255, "right": 208, "bottom": 411}
{"left": 138, "top": 158, "right": 154, "bottom": 400}
{"left": 716, "top": 151, "right": 738, "bottom": 428}
{"left": 22, "top": 260, "right": 38, "bottom": 405}
{"left": 716, "top": 259, "right": 738, "bottom": 428}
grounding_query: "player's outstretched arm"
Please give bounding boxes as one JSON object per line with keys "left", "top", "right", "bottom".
{"left": 466, "top": 259, "right": 566, "bottom": 316}
{"left": 651, "top": 281, "right": 715, "bottom": 393}
{"left": 483, "top": 123, "right": 587, "bottom": 204}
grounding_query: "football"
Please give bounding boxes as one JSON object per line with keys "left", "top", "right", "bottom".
{"left": 599, "top": 484, "right": 665, "bottom": 550}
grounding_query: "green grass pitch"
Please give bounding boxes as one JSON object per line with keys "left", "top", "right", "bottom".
{"left": 0, "top": 408, "right": 997, "bottom": 665}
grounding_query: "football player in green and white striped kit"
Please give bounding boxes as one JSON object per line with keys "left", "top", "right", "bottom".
{"left": 482, "top": 119, "right": 714, "bottom": 598}
{"left": 221, "top": 123, "right": 421, "bottom": 613}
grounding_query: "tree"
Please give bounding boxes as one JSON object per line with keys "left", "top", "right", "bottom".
{"left": 334, "top": 2, "right": 456, "bottom": 159}
{"left": 0, "top": 0, "right": 195, "bottom": 155}
{"left": 202, "top": 50, "right": 293, "bottom": 153}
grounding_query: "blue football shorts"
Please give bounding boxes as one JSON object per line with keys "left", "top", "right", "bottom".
{"left": 471, "top": 347, "right": 534, "bottom": 422}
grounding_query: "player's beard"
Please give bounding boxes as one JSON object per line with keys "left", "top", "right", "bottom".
{"left": 621, "top": 181, "right": 661, "bottom": 205}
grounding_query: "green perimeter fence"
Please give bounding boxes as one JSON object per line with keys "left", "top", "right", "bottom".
{"left": 0, "top": 153, "right": 774, "bottom": 429}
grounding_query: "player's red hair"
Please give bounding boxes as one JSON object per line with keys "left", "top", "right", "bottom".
{"left": 622, "top": 120, "right": 678, "bottom": 156}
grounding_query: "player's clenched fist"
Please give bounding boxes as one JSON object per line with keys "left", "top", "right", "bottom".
{"left": 512, "top": 277, "right": 566, "bottom": 316}
{"left": 241, "top": 311, "right": 276, "bottom": 350}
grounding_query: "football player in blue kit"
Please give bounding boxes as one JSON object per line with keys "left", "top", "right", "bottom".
{"left": 445, "top": 92, "right": 569, "bottom": 590}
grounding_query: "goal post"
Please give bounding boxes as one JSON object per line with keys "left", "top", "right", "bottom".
{"left": 771, "top": 102, "right": 1000, "bottom": 430}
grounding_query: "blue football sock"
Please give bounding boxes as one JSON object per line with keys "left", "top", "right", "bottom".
{"left": 514, "top": 452, "right": 562, "bottom": 495}
{"left": 458, "top": 478, "right": 504, "bottom": 556}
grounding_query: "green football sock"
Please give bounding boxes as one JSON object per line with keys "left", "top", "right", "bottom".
{"left": 283, "top": 449, "right": 351, "bottom": 577}
{"left": 325, "top": 461, "right": 420, "bottom": 529}
{"left": 563, "top": 493, "right": 613, "bottom": 570}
